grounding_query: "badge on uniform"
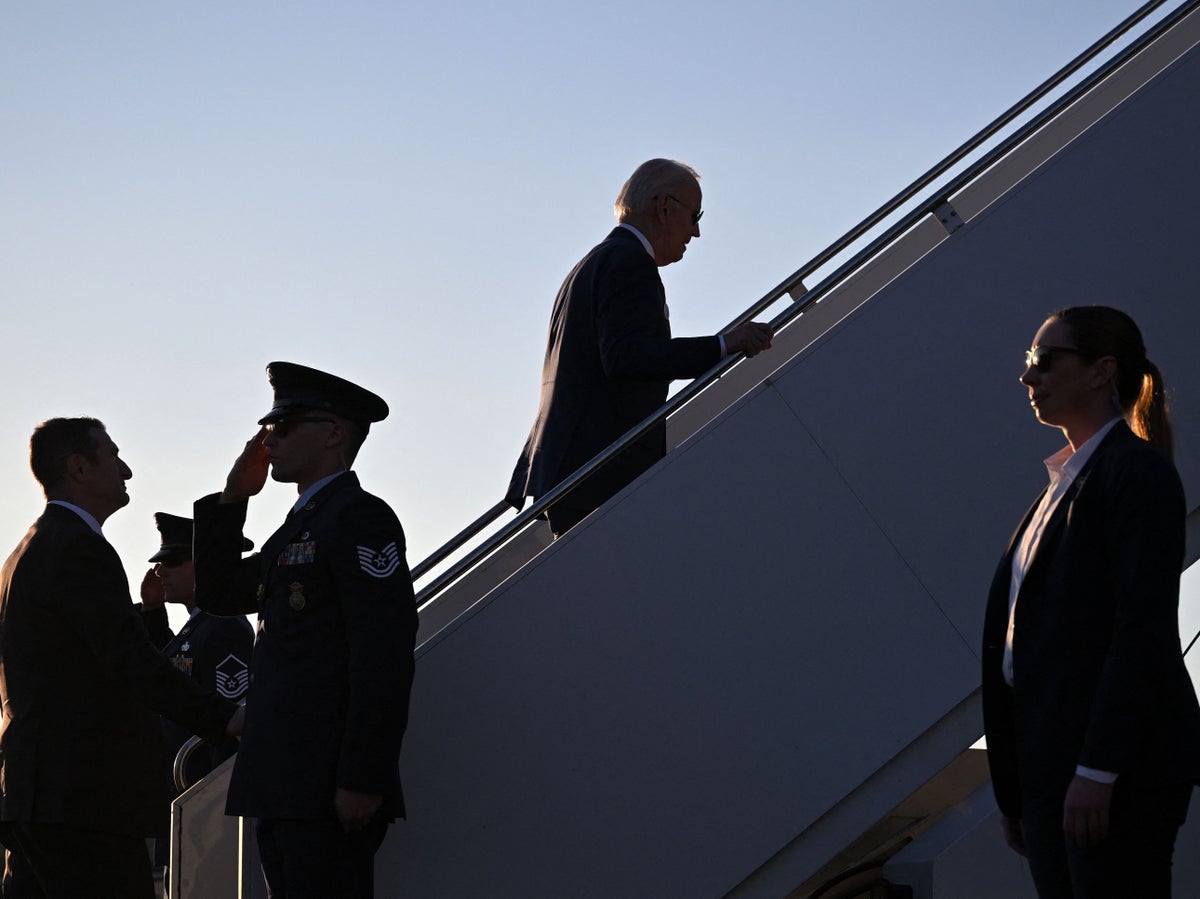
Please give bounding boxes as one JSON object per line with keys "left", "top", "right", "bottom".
{"left": 288, "top": 582, "right": 306, "bottom": 610}
{"left": 170, "top": 653, "right": 194, "bottom": 677}
{"left": 357, "top": 541, "right": 401, "bottom": 578}
{"left": 277, "top": 540, "right": 317, "bottom": 567}
{"left": 215, "top": 653, "right": 249, "bottom": 699}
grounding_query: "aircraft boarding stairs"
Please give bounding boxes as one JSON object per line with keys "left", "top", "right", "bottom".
{"left": 170, "top": 3, "right": 1200, "bottom": 895}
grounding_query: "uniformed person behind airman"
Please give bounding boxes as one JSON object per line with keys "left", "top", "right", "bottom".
{"left": 191, "top": 362, "right": 418, "bottom": 899}
{"left": 139, "top": 512, "right": 255, "bottom": 871}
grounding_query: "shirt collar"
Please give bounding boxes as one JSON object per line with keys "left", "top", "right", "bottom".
{"left": 48, "top": 500, "right": 103, "bottom": 536}
{"left": 618, "top": 223, "right": 655, "bottom": 259}
{"left": 1045, "top": 417, "right": 1123, "bottom": 480}
{"left": 291, "top": 471, "right": 348, "bottom": 514}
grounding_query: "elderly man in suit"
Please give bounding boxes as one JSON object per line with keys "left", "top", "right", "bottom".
{"left": 506, "top": 158, "right": 775, "bottom": 536}
{"left": 0, "top": 417, "right": 242, "bottom": 898}
{"left": 193, "top": 362, "right": 417, "bottom": 899}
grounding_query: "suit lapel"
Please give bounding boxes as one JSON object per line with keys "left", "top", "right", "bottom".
{"left": 1022, "top": 478, "right": 1081, "bottom": 580}
{"left": 1018, "top": 423, "right": 1126, "bottom": 586}
{"left": 1000, "top": 490, "right": 1045, "bottom": 568}
{"left": 985, "top": 490, "right": 1046, "bottom": 644}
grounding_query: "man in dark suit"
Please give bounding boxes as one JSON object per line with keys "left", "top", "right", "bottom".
{"left": 192, "top": 362, "right": 417, "bottom": 898}
{"left": 0, "top": 417, "right": 242, "bottom": 898}
{"left": 506, "top": 158, "right": 774, "bottom": 535}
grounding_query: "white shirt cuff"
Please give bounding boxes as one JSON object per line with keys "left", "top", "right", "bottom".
{"left": 1075, "top": 765, "right": 1118, "bottom": 784}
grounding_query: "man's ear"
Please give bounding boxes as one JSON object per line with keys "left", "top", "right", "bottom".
{"left": 325, "top": 420, "right": 347, "bottom": 450}
{"left": 654, "top": 193, "right": 671, "bottom": 223}
{"left": 64, "top": 451, "right": 90, "bottom": 485}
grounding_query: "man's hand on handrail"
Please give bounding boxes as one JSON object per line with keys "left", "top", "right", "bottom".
{"left": 722, "top": 322, "right": 774, "bottom": 358}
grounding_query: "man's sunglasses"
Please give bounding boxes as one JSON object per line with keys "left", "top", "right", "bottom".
{"left": 667, "top": 194, "right": 704, "bottom": 224}
{"left": 265, "top": 417, "right": 335, "bottom": 439}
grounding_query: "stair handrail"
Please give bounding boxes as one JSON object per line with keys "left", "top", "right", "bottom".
{"left": 411, "top": 0, "right": 1196, "bottom": 607}
{"left": 173, "top": 735, "right": 206, "bottom": 793}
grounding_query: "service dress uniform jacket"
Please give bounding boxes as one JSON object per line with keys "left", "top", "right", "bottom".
{"left": 193, "top": 472, "right": 417, "bottom": 821}
{"left": 160, "top": 611, "right": 254, "bottom": 786}
{"left": 0, "top": 505, "right": 236, "bottom": 838}
{"left": 506, "top": 226, "right": 721, "bottom": 516}
{"left": 981, "top": 422, "right": 1200, "bottom": 818}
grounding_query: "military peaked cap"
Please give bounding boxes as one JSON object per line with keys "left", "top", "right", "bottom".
{"left": 149, "top": 512, "right": 253, "bottom": 563}
{"left": 258, "top": 361, "right": 389, "bottom": 426}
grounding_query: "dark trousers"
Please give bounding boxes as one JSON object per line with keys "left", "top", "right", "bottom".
{"left": 544, "top": 466, "right": 620, "bottom": 537}
{"left": 545, "top": 496, "right": 595, "bottom": 537}
{"left": 1022, "top": 780, "right": 1192, "bottom": 898}
{"left": 0, "top": 821, "right": 154, "bottom": 899}
{"left": 545, "top": 447, "right": 658, "bottom": 537}
{"left": 256, "top": 817, "right": 388, "bottom": 899}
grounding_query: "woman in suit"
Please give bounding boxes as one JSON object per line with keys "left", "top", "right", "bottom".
{"left": 981, "top": 305, "right": 1200, "bottom": 898}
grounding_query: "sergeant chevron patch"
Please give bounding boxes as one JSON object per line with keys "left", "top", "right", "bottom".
{"left": 357, "top": 541, "right": 401, "bottom": 578}
{"left": 215, "top": 653, "right": 250, "bottom": 699}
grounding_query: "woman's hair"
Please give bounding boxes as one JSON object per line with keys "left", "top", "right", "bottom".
{"left": 1050, "top": 305, "right": 1173, "bottom": 457}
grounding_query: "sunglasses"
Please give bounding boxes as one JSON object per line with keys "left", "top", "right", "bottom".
{"left": 667, "top": 194, "right": 704, "bottom": 224}
{"left": 1025, "top": 345, "right": 1089, "bottom": 373}
{"left": 265, "top": 416, "right": 335, "bottom": 439}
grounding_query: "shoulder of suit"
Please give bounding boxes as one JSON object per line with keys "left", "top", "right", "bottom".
{"left": 1088, "top": 423, "right": 1180, "bottom": 486}
{"left": 34, "top": 507, "right": 107, "bottom": 554}
{"left": 1097, "top": 422, "right": 1170, "bottom": 464}
{"left": 559, "top": 230, "right": 652, "bottom": 290}
{"left": 39, "top": 504, "right": 91, "bottom": 532}
{"left": 597, "top": 227, "right": 652, "bottom": 261}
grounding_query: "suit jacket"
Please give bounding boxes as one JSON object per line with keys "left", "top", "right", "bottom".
{"left": 506, "top": 227, "right": 721, "bottom": 513}
{"left": 160, "top": 610, "right": 254, "bottom": 790}
{"left": 193, "top": 472, "right": 418, "bottom": 821}
{"left": 0, "top": 505, "right": 236, "bottom": 837}
{"left": 981, "top": 422, "right": 1200, "bottom": 818}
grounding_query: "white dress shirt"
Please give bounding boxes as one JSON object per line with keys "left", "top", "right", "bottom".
{"left": 48, "top": 500, "right": 103, "bottom": 536}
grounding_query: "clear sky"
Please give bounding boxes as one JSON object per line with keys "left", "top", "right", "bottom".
{"left": 2, "top": 1, "right": 1196, "bottom": 641}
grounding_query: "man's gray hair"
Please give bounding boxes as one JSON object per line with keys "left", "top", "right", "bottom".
{"left": 614, "top": 159, "right": 700, "bottom": 221}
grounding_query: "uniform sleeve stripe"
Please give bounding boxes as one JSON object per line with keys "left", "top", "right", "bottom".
{"left": 357, "top": 542, "right": 402, "bottom": 578}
